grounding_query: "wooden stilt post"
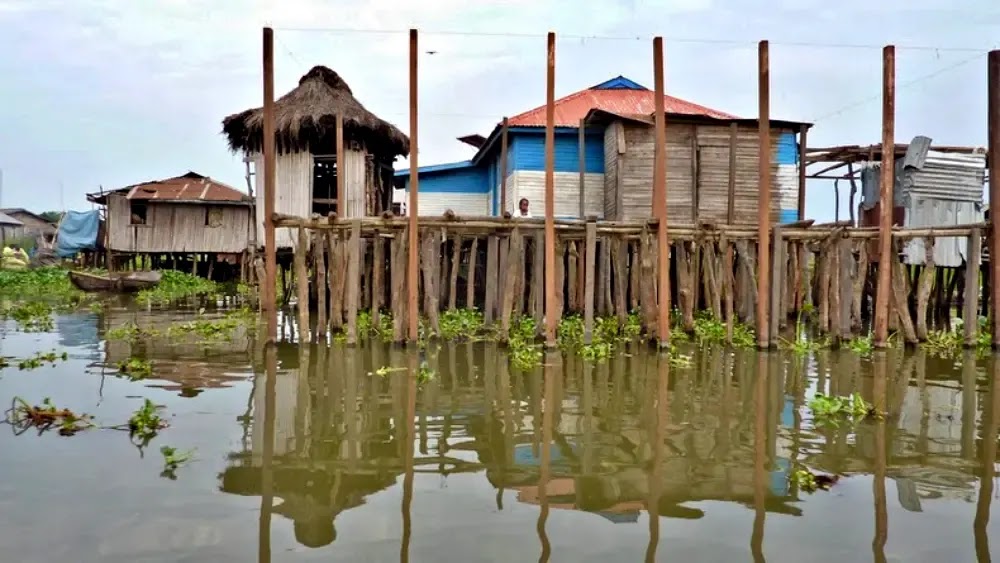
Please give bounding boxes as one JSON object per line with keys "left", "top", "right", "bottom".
{"left": 295, "top": 227, "right": 309, "bottom": 342}
{"left": 798, "top": 124, "right": 808, "bottom": 221}
{"left": 756, "top": 39, "right": 772, "bottom": 349}
{"left": 584, "top": 220, "right": 597, "bottom": 344}
{"left": 579, "top": 118, "right": 586, "bottom": 218}
{"left": 989, "top": 51, "right": 1000, "bottom": 348}
{"left": 500, "top": 118, "right": 509, "bottom": 215}
{"left": 965, "top": 228, "right": 982, "bottom": 347}
{"left": 336, "top": 114, "right": 344, "bottom": 216}
{"left": 262, "top": 27, "right": 277, "bottom": 342}
{"left": 653, "top": 36, "right": 670, "bottom": 347}
{"left": 346, "top": 218, "right": 361, "bottom": 345}
{"left": 874, "top": 45, "right": 896, "bottom": 348}
{"left": 544, "top": 31, "right": 557, "bottom": 347}
{"left": 407, "top": 29, "right": 420, "bottom": 343}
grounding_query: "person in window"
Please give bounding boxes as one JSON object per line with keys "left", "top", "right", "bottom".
{"left": 517, "top": 198, "right": 532, "bottom": 218}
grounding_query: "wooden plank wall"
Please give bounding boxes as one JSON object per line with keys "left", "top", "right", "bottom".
{"left": 106, "top": 194, "right": 253, "bottom": 253}
{"left": 613, "top": 122, "right": 796, "bottom": 225}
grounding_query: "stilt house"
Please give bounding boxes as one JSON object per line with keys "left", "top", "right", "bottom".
{"left": 222, "top": 66, "right": 410, "bottom": 249}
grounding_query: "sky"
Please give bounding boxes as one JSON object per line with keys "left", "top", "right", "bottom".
{"left": 0, "top": 0, "right": 998, "bottom": 220}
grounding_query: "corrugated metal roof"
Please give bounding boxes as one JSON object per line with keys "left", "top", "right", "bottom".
{"left": 0, "top": 211, "right": 23, "bottom": 227}
{"left": 903, "top": 198, "right": 984, "bottom": 267}
{"left": 899, "top": 151, "right": 986, "bottom": 203}
{"left": 120, "top": 172, "right": 249, "bottom": 203}
{"left": 507, "top": 83, "right": 736, "bottom": 128}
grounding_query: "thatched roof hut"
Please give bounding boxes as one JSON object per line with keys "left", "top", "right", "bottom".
{"left": 222, "top": 66, "right": 409, "bottom": 157}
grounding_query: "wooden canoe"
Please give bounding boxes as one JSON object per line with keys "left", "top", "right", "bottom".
{"left": 69, "top": 271, "right": 162, "bottom": 293}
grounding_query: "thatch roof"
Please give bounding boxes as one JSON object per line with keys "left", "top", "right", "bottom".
{"left": 222, "top": 66, "right": 409, "bottom": 157}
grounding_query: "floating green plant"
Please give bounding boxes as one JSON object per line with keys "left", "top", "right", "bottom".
{"left": 160, "top": 445, "right": 195, "bottom": 480}
{"left": 808, "top": 392, "right": 879, "bottom": 426}
{"left": 128, "top": 399, "right": 168, "bottom": 446}
{"left": 17, "top": 350, "right": 68, "bottom": 370}
{"left": 439, "top": 308, "right": 485, "bottom": 340}
{"left": 4, "top": 397, "right": 93, "bottom": 436}
{"left": 791, "top": 468, "right": 839, "bottom": 493}
{"left": 117, "top": 358, "right": 153, "bottom": 381}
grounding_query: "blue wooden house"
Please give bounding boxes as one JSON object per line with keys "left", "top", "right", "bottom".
{"left": 397, "top": 76, "right": 810, "bottom": 224}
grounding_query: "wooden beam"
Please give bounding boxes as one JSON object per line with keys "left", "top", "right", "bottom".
{"left": 336, "top": 114, "right": 344, "bottom": 216}
{"left": 797, "top": 124, "right": 808, "bottom": 220}
{"left": 262, "top": 27, "right": 277, "bottom": 343}
{"left": 653, "top": 36, "right": 670, "bottom": 346}
{"left": 579, "top": 118, "right": 586, "bottom": 218}
{"left": 544, "top": 31, "right": 557, "bottom": 347}
{"left": 500, "top": 117, "right": 509, "bottom": 215}
{"left": 874, "top": 45, "right": 896, "bottom": 348}
{"left": 584, "top": 220, "right": 596, "bottom": 344}
{"left": 407, "top": 29, "right": 420, "bottom": 342}
{"left": 756, "top": 40, "right": 772, "bottom": 348}
{"left": 727, "top": 123, "right": 736, "bottom": 225}
{"left": 990, "top": 51, "right": 1000, "bottom": 348}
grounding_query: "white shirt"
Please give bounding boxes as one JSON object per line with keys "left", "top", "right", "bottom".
{"left": 518, "top": 210, "right": 532, "bottom": 218}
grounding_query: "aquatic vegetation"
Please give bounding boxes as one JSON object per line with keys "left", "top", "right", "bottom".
{"left": 3, "top": 301, "right": 55, "bottom": 332}
{"left": 845, "top": 334, "right": 874, "bottom": 355}
{"left": 165, "top": 308, "right": 257, "bottom": 341}
{"left": 17, "top": 350, "right": 68, "bottom": 370}
{"left": 117, "top": 358, "right": 153, "bottom": 381}
{"left": 808, "top": 392, "right": 879, "bottom": 426}
{"left": 668, "top": 349, "right": 694, "bottom": 368}
{"left": 579, "top": 342, "right": 613, "bottom": 362}
{"left": 106, "top": 322, "right": 154, "bottom": 342}
{"left": 439, "top": 308, "right": 485, "bottom": 340}
{"left": 508, "top": 317, "right": 543, "bottom": 371}
{"left": 557, "top": 315, "right": 586, "bottom": 349}
{"left": 128, "top": 399, "right": 168, "bottom": 445}
{"left": 371, "top": 366, "right": 407, "bottom": 378}
{"left": 791, "top": 468, "right": 839, "bottom": 493}
{"left": 160, "top": 445, "right": 195, "bottom": 480}
{"left": 3, "top": 397, "right": 94, "bottom": 436}
{"left": 691, "top": 313, "right": 757, "bottom": 349}
{"left": 780, "top": 324, "right": 829, "bottom": 356}
{"left": 135, "top": 270, "right": 221, "bottom": 306}
{"left": 924, "top": 329, "right": 966, "bottom": 358}
{"left": 417, "top": 361, "right": 437, "bottom": 383}
{"left": 0, "top": 268, "right": 83, "bottom": 304}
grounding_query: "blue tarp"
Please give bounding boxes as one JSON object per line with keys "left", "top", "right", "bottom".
{"left": 56, "top": 210, "right": 100, "bottom": 258}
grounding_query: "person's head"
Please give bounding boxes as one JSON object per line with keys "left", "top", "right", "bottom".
{"left": 518, "top": 198, "right": 529, "bottom": 214}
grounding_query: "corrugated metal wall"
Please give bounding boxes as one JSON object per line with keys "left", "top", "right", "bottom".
{"left": 509, "top": 132, "right": 605, "bottom": 173}
{"left": 903, "top": 200, "right": 983, "bottom": 267}
{"left": 863, "top": 149, "right": 987, "bottom": 267}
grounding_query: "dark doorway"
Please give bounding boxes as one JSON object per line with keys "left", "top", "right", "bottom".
{"left": 312, "top": 156, "right": 338, "bottom": 216}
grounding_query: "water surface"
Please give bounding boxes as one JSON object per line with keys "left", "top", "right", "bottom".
{"left": 0, "top": 308, "right": 997, "bottom": 562}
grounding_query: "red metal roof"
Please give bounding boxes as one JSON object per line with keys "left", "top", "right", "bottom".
{"left": 122, "top": 172, "right": 248, "bottom": 203}
{"left": 507, "top": 86, "right": 736, "bottom": 128}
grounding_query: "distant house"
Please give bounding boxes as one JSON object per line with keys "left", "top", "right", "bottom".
{"left": 86, "top": 172, "right": 254, "bottom": 272}
{"left": 0, "top": 208, "right": 57, "bottom": 242}
{"left": 222, "top": 65, "right": 409, "bottom": 249}
{"left": 396, "top": 75, "right": 810, "bottom": 224}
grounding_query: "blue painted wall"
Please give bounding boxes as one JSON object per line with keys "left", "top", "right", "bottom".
{"left": 775, "top": 131, "right": 798, "bottom": 165}
{"left": 509, "top": 131, "right": 605, "bottom": 174}
{"left": 398, "top": 164, "right": 488, "bottom": 193}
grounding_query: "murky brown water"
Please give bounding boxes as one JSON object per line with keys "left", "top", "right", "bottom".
{"left": 0, "top": 308, "right": 998, "bottom": 562}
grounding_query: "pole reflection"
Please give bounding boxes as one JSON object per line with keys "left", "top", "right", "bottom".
{"left": 400, "top": 350, "right": 417, "bottom": 563}
{"left": 257, "top": 342, "right": 278, "bottom": 563}
{"left": 645, "top": 351, "right": 669, "bottom": 562}
{"left": 751, "top": 352, "right": 768, "bottom": 563}
{"left": 974, "top": 355, "right": 1000, "bottom": 562}
{"left": 872, "top": 352, "right": 888, "bottom": 563}
{"left": 536, "top": 352, "right": 557, "bottom": 563}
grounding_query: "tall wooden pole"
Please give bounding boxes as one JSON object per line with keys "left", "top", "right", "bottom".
{"left": 262, "top": 27, "right": 278, "bottom": 343}
{"left": 407, "top": 29, "right": 420, "bottom": 342}
{"left": 797, "top": 123, "right": 808, "bottom": 221}
{"left": 988, "top": 50, "right": 1000, "bottom": 348}
{"left": 873, "top": 45, "right": 896, "bottom": 348}
{"left": 578, "top": 118, "right": 586, "bottom": 218}
{"left": 652, "top": 37, "right": 670, "bottom": 347}
{"left": 336, "top": 114, "right": 344, "bottom": 216}
{"left": 544, "top": 32, "right": 557, "bottom": 347}
{"left": 756, "top": 40, "right": 772, "bottom": 349}
{"left": 500, "top": 117, "right": 509, "bottom": 214}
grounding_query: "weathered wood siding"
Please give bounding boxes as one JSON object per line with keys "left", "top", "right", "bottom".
{"left": 506, "top": 171, "right": 604, "bottom": 218}
{"left": 610, "top": 121, "right": 796, "bottom": 225}
{"left": 603, "top": 122, "right": 622, "bottom": 219}
{"left": 254, "top": 151, "right": 312, "bottom": 248}
{"left": 342, "top": 148, "right": 367, "bottom": 218}
{"left": 106, "top": 194, "right": 252, "bottom": 253}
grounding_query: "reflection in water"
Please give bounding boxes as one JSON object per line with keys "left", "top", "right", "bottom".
{"left": 975, "top": 356, "right": 1000, "bottom": 562}
{"left": 206, "top": 338, "right": 1000, "bottom": 560}
{"left": 257, "top": 343, "right": 278, "bottom": 563}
